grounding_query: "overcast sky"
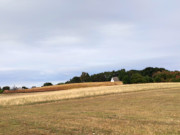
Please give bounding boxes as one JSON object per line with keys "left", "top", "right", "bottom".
{"left": 0, "top": 0, "right": 180, "bottom": 87}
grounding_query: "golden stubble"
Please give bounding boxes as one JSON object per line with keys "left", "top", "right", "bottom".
{"left": 0, "top": 83, "right": 180, "bottom": 106}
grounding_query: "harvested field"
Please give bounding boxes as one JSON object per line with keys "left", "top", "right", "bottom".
{"left": 0, "top": 83, "right": 179, "bottom": 135}
{"left": 0, "top": 83, "right": 180, "bottom": 106}
{"left": 3, "top": 82, "right": 123, "bottom": 94}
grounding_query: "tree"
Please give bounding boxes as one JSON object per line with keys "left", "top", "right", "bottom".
{"left": 141, "top": 67, "right": 166, "bottom": 77}
{"left": 144, "top": 76, "right": 153, "bottom": 83}
{"left": 90, "top": 73, "right": 106, "bottom": 82}
{"left": 43, "top": 82, "right": 53, "bottom": 87}
{"left": 64, "top": 67, "right": 178, "bottom": 84}
{"left": 3, "top": 86, "right": 10, "bottom": 91}
{"left": 118, "top": 69, "right": 126, "bottom": 80}
{"left": 0, "top": 87, "right": 4, "bottom": 94}
{"left": 154, "top": 76, "right": 161, "bottom": 82}
{"left": 80, "top": 72, "right": 90, "bottom": 82}
{"left": 22, "top": 86, "right": 28, "bottom": 89}
{"left": 104, "top": 72, "right": 113, "bottom": 81}
{"left": 122, "top": 75, "right": 131, "bottom": 84}
{"left": 131, "top": 73, "right": 147, "bottom": 83}
{"left": 69, "top": 76, "right": 81, "bottom": 83}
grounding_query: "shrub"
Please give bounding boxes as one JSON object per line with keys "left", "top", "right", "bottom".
{"left": 43, "top": 82, "right": 53, "bottom": 87}
{"left": 80, "top": 72, "right": 90, "bottom": 82}
{"left": 22, "top": 86, "right": 28, "bottom": 89}
{"left": 0, "top": 87, "right": 4, "bottom": 94}
{"left": 131, "top": 73, "right": 147, "bottom": 83}
{"left": 122, "top": 75, "right": 131, "bottom": 84}
{"left": 3, "top": 86, "right": 10, "bottom": 91}
{"left": 69, "top": 76, "right": 81, "bottom": 83}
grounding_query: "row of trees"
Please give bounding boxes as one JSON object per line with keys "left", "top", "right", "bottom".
{"left": 0, "top": 86, "right": 10, "bottom": 93}
{"left": 0, "top": 83, "right": 54, "bottom": 93}
{"left": 66, "top": 67, "right": 180, "bottom": 84}
{"left": 1, "top": 67, "right": 180, "bottom": 93}
{"left": 0, "top": 86, "right": 29, "bottom": 93}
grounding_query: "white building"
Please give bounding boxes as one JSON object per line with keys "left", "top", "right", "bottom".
{"left": 111, "top": 77, "right": 120, "bottom": 82}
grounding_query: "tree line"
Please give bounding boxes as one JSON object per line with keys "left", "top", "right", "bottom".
{"left": 66, "top": 67, "right": 180, "bottom": 84}
{"left": 1, "top": 67, "right": 180, "bottom": 93}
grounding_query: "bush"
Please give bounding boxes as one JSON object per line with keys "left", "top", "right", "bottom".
{"left": 22, "top": 86, "right": 28, "bottom": 89}
{"left": 131, "top": 73, "right": 147, "bottom": 83}
{"left": 154, "top": 76, "right": 161, "bottom": 82}
{"left": 0, "top": 87, "right": 4, "bottom": 94}
{"left": 43, "top": 82, "right": 53, "bottom": 87}
{"left": 69, "top": 76, "right": 81, "bottom": 83}
{"left": 3, "top": 86, "right": 10, "bottom": 91}
{"left": 118, "top": 69, "right": 126, "bottom": 80}
{"left": 122, "top": 75, "right": 131, "bottom": 84}
{"left": 80, "top": 72, "right": 90, "bottom": 82}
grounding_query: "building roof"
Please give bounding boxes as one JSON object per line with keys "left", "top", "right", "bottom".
{"left": 112, "top": 77, "right": 119, "bottom": 81}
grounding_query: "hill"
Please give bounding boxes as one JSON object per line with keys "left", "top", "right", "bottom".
{"left": 3, "top": 82, "right": 123, "bottom": 94}
{"left": 0, "top": 83, "right": 179, "bottom": 135}
{"left": 1, "top": 82, "right": 180, "bottom": 106}
{"left": 66, "top": 67, "right": 180, "bottom": 84}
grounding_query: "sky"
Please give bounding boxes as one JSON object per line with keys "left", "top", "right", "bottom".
{"left": 0, "top": 0, "right": 180, "bottom": 87}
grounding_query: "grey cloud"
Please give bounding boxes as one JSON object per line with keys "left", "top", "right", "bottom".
{"left": 0, "top": 0, "right": 180, "bottom": 86}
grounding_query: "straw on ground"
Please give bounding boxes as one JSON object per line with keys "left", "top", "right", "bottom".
{"left": 0, "top": 83, "right": 180, "bottom": 106}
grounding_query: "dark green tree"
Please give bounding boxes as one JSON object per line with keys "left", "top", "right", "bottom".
{"left": 22, "top": 86, "right": 28, "bottom": 89}
{"left": 122, "top": 75, "right": 131, "bottom": 84}
{"left": 141, "top": 67, "right": 166, "bottom": 77}
{"left": 118, "top": 69, "right": 126, "bottom": 80}
{"left": 0, "top": 87, "right": 4, "bottom": 94}
{"left": 144, "top": 76, "right": 153, "bottom": 83}
{"left": 131, "top": 73, "right": 147, "bottom": 83}
{"left": 69, "top": 76, "right": 81, "bottom": 83}
{"left": 80, "top": 72, "right": 90, "bottom": 82}
{"left": 90, "top": 73, "right": 106, "bottom": 82}
{"left": 3, "top": 86, "right": 10, "bottom": 91}
{"left": 43, "top": 82, "right": 53, "bottom": 87}
{"left": 154, "top": 76, "right": 161, "bottom": 82}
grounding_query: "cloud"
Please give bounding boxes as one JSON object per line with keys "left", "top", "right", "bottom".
{"left": 99, "top": 23, "right": 134, "bottom": 37}
{"left": 38, "top": 36, "right": 83, "bottom": 46}
{"left": 0, "top": 0, "right": 180, "bottom": 86}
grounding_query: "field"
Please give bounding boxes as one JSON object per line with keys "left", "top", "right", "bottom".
{"left": 0, "top": 83, "right": 180, "bottom": 106}
{"left": 0, "top": 83, "right": 180, "bottom": 135}
{"left": 3, "top": 82, "right": 123, "bottom": 94}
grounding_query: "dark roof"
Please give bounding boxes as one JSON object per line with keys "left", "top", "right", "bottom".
{"left": 112, "top": 77, "right": 119, "bottom": 81}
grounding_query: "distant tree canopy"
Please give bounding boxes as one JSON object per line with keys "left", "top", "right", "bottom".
{"left": 2, "top": 67, "right": 179, "bottom": 91}
{"left": 131, "top": 73, "right": 146, "bottom": 83}
{"left": 2, "top": 86, "right": 10, "bottom": 91}
{"left": 80, "top": 72, "right": 90, "bottom": 82}
{"left": 43, "top": 82, "right": 53, "bottom": 87}
{"left": 91, "top": 73, "right": 107, "bottom": 82}
{"left": 153, "top": 71, "right": 180, "bottom": 82}
{"left": 69, "top": 76, "right": 81, "bottom": 83}
{"left": 22, "top": 86, "right": 28, "bottom": 89}
{"left": 65, "top": 67, "right": 180, "bottom": 84}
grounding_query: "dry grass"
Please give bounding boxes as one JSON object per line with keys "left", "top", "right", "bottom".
{"left": 0, "top": 83, "right": 179, "bottom": 135}
{"left": 3, "top": 82, "right": 123, "bottom": 94}
{"left": 0, "top": 83, "right": 180, "bottom": 106}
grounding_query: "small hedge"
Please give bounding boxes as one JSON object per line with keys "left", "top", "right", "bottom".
{"left": 0, "top": 89, "right": 4, "bottom": 94}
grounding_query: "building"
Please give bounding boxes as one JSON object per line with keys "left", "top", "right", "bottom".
{"left": 111, "top": 77, "right": 120, "bottom": 82}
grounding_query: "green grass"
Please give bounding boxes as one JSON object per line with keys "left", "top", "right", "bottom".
{"left": 0, "top": 88, "right": 180, "bottom": 135}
